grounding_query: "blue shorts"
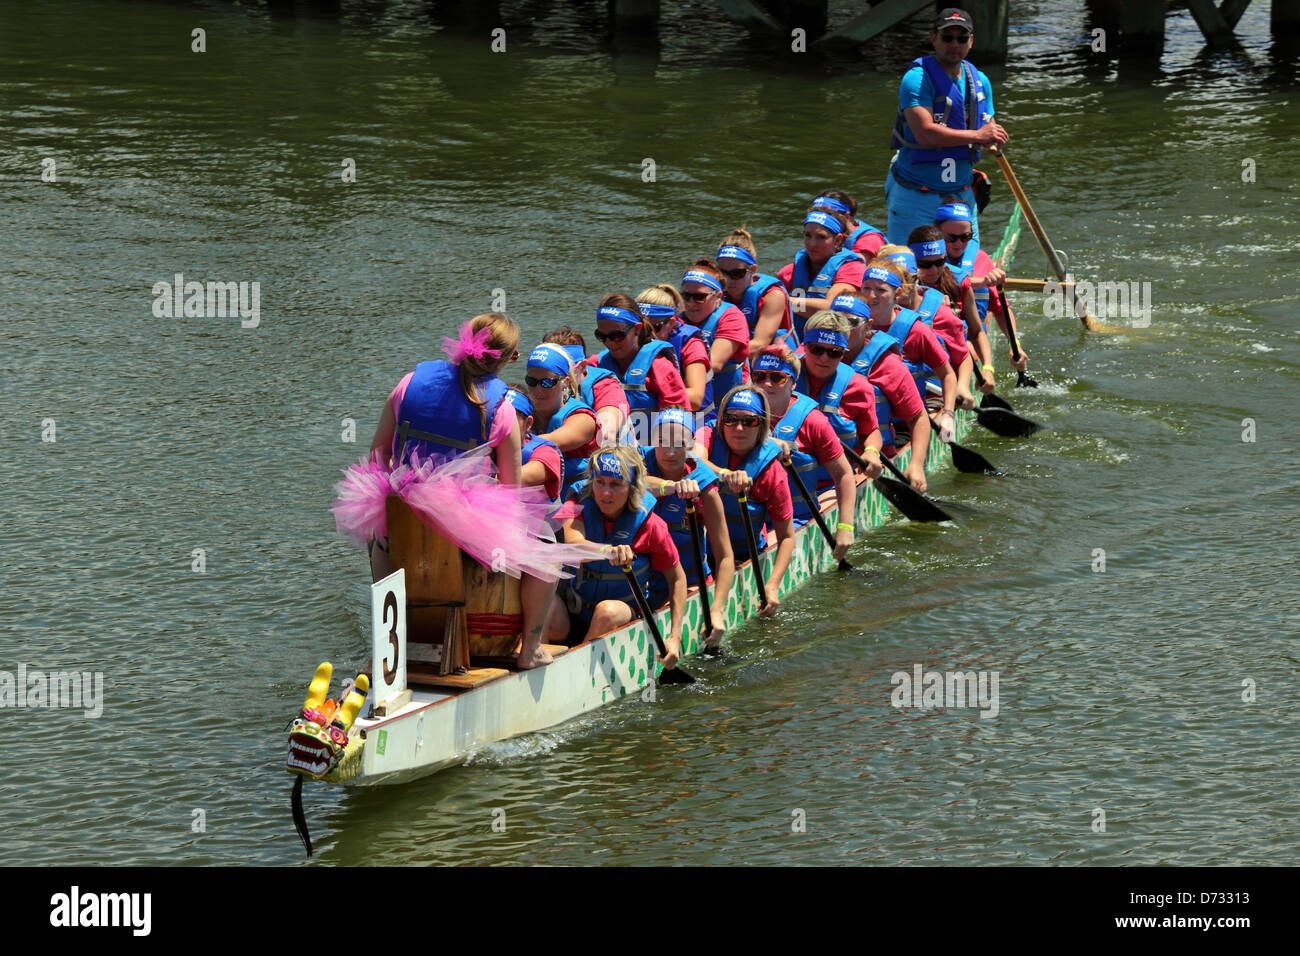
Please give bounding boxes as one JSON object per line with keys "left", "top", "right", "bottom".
{"left": 884, "top": 167, "right": 981, "bottom": 249}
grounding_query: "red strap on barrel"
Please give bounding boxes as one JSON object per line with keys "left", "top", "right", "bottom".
{"left": 465, "top": 613, "right": 523, "bottom": 635}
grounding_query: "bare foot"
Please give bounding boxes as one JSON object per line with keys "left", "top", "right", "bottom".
{"left": 516, "top": 645, "right": 554, "bottom": 670}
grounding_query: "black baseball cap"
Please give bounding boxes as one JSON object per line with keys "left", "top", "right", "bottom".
{"left": 934, "top": 8, "right": 975, "bottom": 32}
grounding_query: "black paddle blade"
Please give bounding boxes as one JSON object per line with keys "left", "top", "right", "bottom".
{"left": 659, "top": 665, "right": 696, "bottom": 685}
{"left": 975, "top": 406, "right": 1043, "bottom": 438}
{"left": 702, "top": 643, "right": 723, "bottom": 657}
{"left": 948, "top": 440, "right": 999, "bottom": 475}
{"left": 291, "top": 776, "right": 313, "bottom": 857}
{"left": 1016, "top": 370, "right": 1039, "bottom": 388}
{"left": 980, "top": 391, "right": 1013, "bottom": 411}
{"left": 876, "top": 474, "right": 953, "bottom": 522}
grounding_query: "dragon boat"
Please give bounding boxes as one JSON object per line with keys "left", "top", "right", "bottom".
{"left": 284, "top": 205, "right": 1026, "bottom": 851}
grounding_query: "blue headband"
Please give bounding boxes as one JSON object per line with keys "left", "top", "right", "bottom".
{"left": 681, "top": 270, "right": 723, "bottom": 293}
{"left": 804, "top": 211, "right": 842, "bottom": 235}
{"left": 830, "top": 295, "right": 872, "bottom": 321}
{"left": 506, "top": 388, "right": 534, "bottom": 419}
{"left": 885, "top": 250, "right": 917, "bottom": 272}
{"left": 560, "top": 344, "right": 586, "bottom": 364}
{"left": 638, "top": 302, "right": 677, "bottom": 320}
{"left": 752, "top": 352, "right": 795, "bottom": 379}
{"left": 812, "top": 196, "right": 851, "bottom": 215}
{"left": 592, "top": 452, "right": 630, "bottom": 481}
{"left": 527, "top": 344, "right": 573, "bottom": 377}
{"left": 935, "top": 202, "right": 972, "bottom": 224}
{"left": 865, "top": 267, "right": 902, "bottom": 288}
{"left": 724, "top": 389, "right": 766, "bottom": 416}
{"left": 715, "top": 245, "right": 757, "bottom": 266}
{"left": 804, "top": 328, "right": 848, "bottom": 350}
{"left": 598, "top": 305, "right": 643, "bottom": 326}
{"left": 911, "top": 239, "right": 945, "bottom": 259}
{"left": 654, "top": 408, "right": 696, "bottom": 435}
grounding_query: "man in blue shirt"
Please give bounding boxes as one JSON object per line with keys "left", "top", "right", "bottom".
{"left": 885, "top": 8, "right": 1009, "bottom": 248}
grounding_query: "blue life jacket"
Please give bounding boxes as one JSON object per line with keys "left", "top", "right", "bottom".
{"left": 597, "top": 339, "right": 678, "bottom": 413}
{"left": 794, "top": 361, "right": 858, "bottom": 446}
{"left": 912, "top": 287, "right": 945, "bottom": 326}
{"left": 694, "top": 303, "right": 748, "bottom": 399}
{"left": 947, "top": 241, "right": 989, "bottom": 321}
{"left": 708, "top": 433, "right": 783, "bottom": 563}
{"left": 644, "top": 448, "right": 717, "bottom": 603}
{"left": 535, "top": 396, "right": 596, "bottom": 500}
{"left": 888, "top": 307, "right": 946, "bottom": 405}
{"left": 846, "top": 222, "right": 884, "bottom": 252}
{"left": 851, "top": 332, "right": 903, "bottom": 450}
{"left": 578, "top": 366, "right": 616, "bottom": 408}
{"left": 668, "top": 322, "right": 715, "bottom": 424}
{"left": 771, "top": 394, "right": 833, "bottom": 525}
{"left": 394, "top": 360, "right": 507, "bottom": 463}
{"left": 738, "top": 274, "right": 798, "bottom": 347}
{"left": 789, "top": 249, "right": 864, "bottom": 339}
{"left": 569, "top": 497, "right": 652, "bottom": 616}
{"left": 521, "top": 433, "right": 564, "bottom": 510}
{"left": 890, "top": 56, "right": 988, "bottom": 166}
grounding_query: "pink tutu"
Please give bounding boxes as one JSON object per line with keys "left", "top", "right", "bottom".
{"left": 331, "top": 445, "right": 590, "bottom": 583}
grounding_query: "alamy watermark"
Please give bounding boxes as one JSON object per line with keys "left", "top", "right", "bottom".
{"left": 152, "top": 273, "right": 260, "bottom": 328}
{"left": 891, "top": 664, "right": 999, "bottom": 719}
{"left": 0, "top": 664, "right": 104, "bottom": 718}
{"left": 1043, "top": 274, "right": 1151, "bottom": 328}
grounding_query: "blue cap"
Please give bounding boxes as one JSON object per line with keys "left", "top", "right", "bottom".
{"left": 506, "top": 388, "right": 534, "bottom": 419}
{"left": 830, "top": 294, "right": 872, "bottom": 322}
{"left": 752, "top": 352, "right": 795, "bottom": 379}
{"left": 681, "top": 269, "right": 723, "bottom": 293}
{"left": 911, "top": 239, "right": 945, "bottom": 260}
{"left": 723, "top": 389, "right": 766, "bottom": 416}
{"left": 804, "top": 210, "right": 842, "bottom": 235}
{"left": 527, "top": 344, "right": 573, "bottom": 377}
{"left": 716, "top": 245, "right": 757, "bottom": 266}
{"left": 864, "top": 267, "right": 902, "bottom": 289}
{"left": 598, "top": 305, "right": 643, "bottom": 326}
{"left": 812, "top": 196, "right": 851, "bottom": 215}
{"left": 885, "top": 250, "right": 917, "bottom": 273}
{"left": 592, "top": 452, "right": 630, "bottom": 481}
{"left": 935, "top": 202, "right": 973, "bottom": 224}
{"left": 804, "top": 327, "right": 849, "bottom": 350}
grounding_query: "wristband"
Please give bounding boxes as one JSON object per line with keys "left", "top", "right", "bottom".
{"left": 981, "top": 363, "right": 995, "bottom": 373}
{"left": 836, "top": 522, "right": 854, "bottom": 532}
{"left": 942, "top": 408, "right": 955, "bottom": 417}
{"left": 861, "top": 447, "right": 881, "bottom": 460}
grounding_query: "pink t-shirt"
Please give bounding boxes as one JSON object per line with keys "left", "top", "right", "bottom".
{"left": 553, "top": 503, "right": 681, "bottom": 573}
{"left": 538, "top": 403, "right": 600, "bottom": 460}
{"left": 523, "top": 439, "right": 563, "bottom": 500}
{"left": 802, "top": 369, "right": 880, "bottom": 450}
{"left": 929, "top": 303, "right": 970, "bottom": 367}
{"left": 678, "top": 334, "right": 710, "bottom": 374}
{"left": 694, "top": 427, "right": 795, "bottom": 523}
{"left": 852, "top": 229, "right": 885, "bottom": 259}
{"left": 776, "top": 258, "right": 867, "bottom": 295}
{"left": 863, "top": 347, "right": 925, "bottom": 425}
{"left": 390, "top": 371, "right": 514, "bottom": 449}
{"left": 584, "top": 367, "right": 632, "bottom": 416}
{"left": 709, "top": 304, "right": 751, "bottom": 360}
{"left": 587, "top": 351, "right": 689, "bottom": 411}
{"left": 900, "top": 317, "right": 951, "bottom": 372}
{"left": 747, "top": 286, "right": 795, "bottom": 337}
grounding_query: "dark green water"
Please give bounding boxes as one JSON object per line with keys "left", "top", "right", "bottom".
{"left": 2, "top": 0, "right": 1297, "bottom": 865}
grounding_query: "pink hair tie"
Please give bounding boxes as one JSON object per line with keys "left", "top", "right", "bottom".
{"left": 442, "top": 321, "right": 502, "bottom": 364}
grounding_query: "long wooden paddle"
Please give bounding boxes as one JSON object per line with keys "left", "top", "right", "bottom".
{"left": 684, "top": 502, "right": 719, "bottom": 655}
{"left": 736, "top": 492, "right": 768, "bottom": 610}
{"left": 782, "top": 458, "right": 852, "bottom": 571}
{"left": 621, "top": 564, "right": 694, "bottom": 685}
{"left": 927, "top": 416, "right": 998, "bottom": 474}
{"left": 928, "top": 382, "right": 1041, "bottom": 437}
{"left": 839, "top": 440, "right": 953, "bottom": 523}
{"left": 995, "top": 286, "right": 1038, "bottom": 388}
{"left": 990, "top": 146, "right": 1120, "bottom": 334}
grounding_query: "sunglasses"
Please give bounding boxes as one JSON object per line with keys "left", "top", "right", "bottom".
{"left": 750, "top": 371, "right": 789, "bottom": 385}
{"left": 944, "top": 233, "right": 973, "bottom": 243}
{"left": 650, "top": 316, "right": 676, "bottom": 331}
{"left": 722, "top": 415, "right": 761, "bottom": 428}
{"left": 805, "top": 343, "right": 845, "bottom": 359}
{"left": 939, "top": 32, "right": 970, "bottom": 43}
{"left": 681, "top": 291, "right": 714, "bottom": 302}
{"left": 594, "top": 327, "right": 632, "bottom": 343}
{"left": 719, "top": 267, "right": 749, "bottom": 280}
{"left": 917, "top": 258, "right": 946, "bottom": 269}
{"left": 525, "top": 374, "right": 561, "bottom": 389}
